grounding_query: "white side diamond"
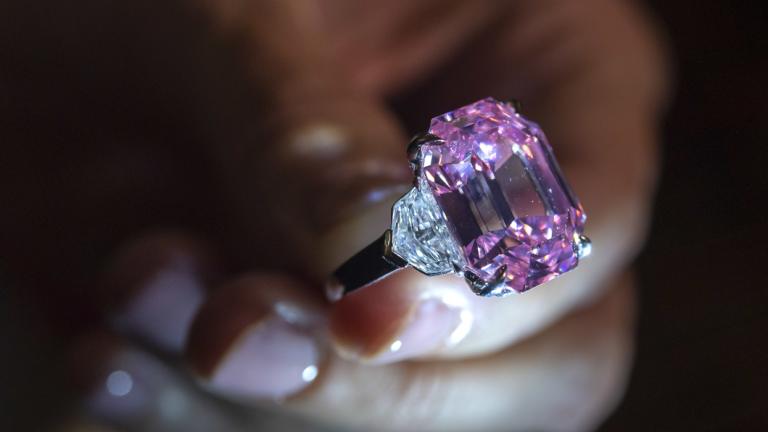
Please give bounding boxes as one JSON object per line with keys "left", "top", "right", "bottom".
{"left": 391, "top": 177, "right": 465, "bottom": 275}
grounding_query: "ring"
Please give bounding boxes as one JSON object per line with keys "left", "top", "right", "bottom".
{"left": 327, "top": 97, "right": 591, "bottom": 301}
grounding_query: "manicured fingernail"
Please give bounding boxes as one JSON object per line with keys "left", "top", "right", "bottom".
{"left": 368, "top": 298, "right": 470, "bottom": 365}
{"left": 204, "top": 313, "right": 321, "bottom": 401}
{"left": 186, "top": 275, "right": 325, "bottom": 402}
{"left": 332, "top": 292, "right": 473, "bottom": 366}
{"left": 112, "top": 261, "right": 205, "bottom": 352}
{"left": 105, "top": 234, "right": 213, "bottom": 352}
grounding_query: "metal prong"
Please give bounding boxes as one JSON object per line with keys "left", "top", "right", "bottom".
{"left": 382, "top": 229, "right": 407, "bottom": 267}
{"left": 464, "top": 265, "right": 508, "bottom": 297}
{"left": 506, "top": 99, "right": 522, "bottom": 112}
{"left": 452, "top": 262, "right": 464, "bottom": 275}
{"left": 464, "top": 270, "right": 489, "bottom": 296}
{"left": 407, "top": 132, "right": 444, "bottom": 168}
{"left": 575, "top": 234, "right": 592, "bottom": 259}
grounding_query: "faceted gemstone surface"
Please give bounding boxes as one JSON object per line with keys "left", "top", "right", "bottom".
{"left": 419, "top": 97, "right": 586, "bottom": 295}
{"left": 391, "top": 177, "right": 465, "bottom": 275}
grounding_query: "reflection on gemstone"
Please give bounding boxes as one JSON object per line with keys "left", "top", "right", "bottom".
{"left": 418, "top": 97, "right": 586, "bottom": 295}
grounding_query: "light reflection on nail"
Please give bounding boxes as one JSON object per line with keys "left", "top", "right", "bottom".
{"left": 105, "top": 370, "right": 133, "bottom": 397}
{"left": 289, "top": 124, "right": 348, "bottom": 158}
{"left": 362, "top": 292, "right": 471, "bottom": 365}
{"left": 86, "top": 351, "right": 155, "bottom": 422}
{"left": 85, "top": 347, "right": 264, "bottom": 431}
{"left": 208, "top": 315, "right": 321, "bottom": 400}
{"left": 448, "top": 309, "right": 474, "bottom": 346}
{"left": 274, "top": 301, "right": 322, "bottom": 327}
{"left": 301, "top": 365, "right": 318, "bottom": 383}
{"left": 422, "top": 288, "right": 475, "bottom": 348}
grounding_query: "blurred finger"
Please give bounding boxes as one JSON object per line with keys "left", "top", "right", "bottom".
{"left": 100, "top": 231, "right": 219, "bottom": 353}
{"left": 69, "top": 329, "right": 334, "bottom": 432}
{"left": 329, "top": 259, "right": 616, "bottom": 363}
{"left": 186, "top": 274, "right": 327, "bottom": 401}
{"left": 187, "top": 271, "right": 635, "bottom": 431}
{"left": 69, "top": 331, "right": 178, "bottom": 428}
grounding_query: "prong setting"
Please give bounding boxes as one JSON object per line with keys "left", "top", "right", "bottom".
{"left": 575, "top": 234, "right": 592, "bottom": 259}
{"left": 464, "top": 265, "right": 509, "bottom": 297}
{"left": 506, "top": 99, "right": 523, "bottom": 112}
{"left": 407, "top": 132, "right": 444, "bottom": 172}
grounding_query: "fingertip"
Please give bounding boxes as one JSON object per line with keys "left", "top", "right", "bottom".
{"left": 329, "top": 271, "right": 413, "bottom": 361}
{"left": 329, "top": 269, "right": 474, "bottom": 365}
{"left": 102, "top": 231, "right": 218, "bottom": 352}
{"left": 184, "top": 275, "right": 273, "bottom": 379}
{"left": 185, "top": 273, "right": 326, "bottom": 402}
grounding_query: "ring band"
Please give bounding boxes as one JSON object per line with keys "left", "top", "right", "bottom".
{"left": 327, "top": 97, "right": 591, "bottom": 301}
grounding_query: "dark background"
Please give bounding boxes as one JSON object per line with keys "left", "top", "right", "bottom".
{"left": 602, "top": 1, "right": 768, "bottom": 430}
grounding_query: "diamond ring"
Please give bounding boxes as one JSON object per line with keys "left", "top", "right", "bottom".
{"left": 327, "top": 97, "right": 591, "bottom": 301}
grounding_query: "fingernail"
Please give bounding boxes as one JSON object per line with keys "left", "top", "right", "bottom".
{"left": 340, "top": 296, "right": 472, "bottom": 365}
{"left": 105, "top": 234, "right": 213, "bottom": 353}
{"left": 204, "top": 312, "right": 321, "bottom": 401}
{"left": 112, "top": 259, "right": 205, "bottom": 352}
{"left": 370, "top": 298, "right": 469, "bottom": 364}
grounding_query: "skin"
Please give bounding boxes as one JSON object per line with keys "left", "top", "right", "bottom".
{"left": 0, "top": 0, "right": 668, "bottom": 430}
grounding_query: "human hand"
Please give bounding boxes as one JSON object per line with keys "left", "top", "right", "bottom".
{"left": 0, "top": 0, "right": 667, "bottom": 430}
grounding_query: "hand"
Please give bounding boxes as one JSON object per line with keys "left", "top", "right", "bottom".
{"left": 1, "top": 0, "right": 667, "bottom": 430}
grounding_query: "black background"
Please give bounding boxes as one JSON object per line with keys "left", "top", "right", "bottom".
{"left": 601, "top": 1, "right": 768, "bottom": 430}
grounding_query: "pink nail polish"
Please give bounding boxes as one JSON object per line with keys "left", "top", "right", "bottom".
{"left": 364, "top": 298, "right": 471, "bottom": 365}
{"left": 112, "top": 259, "right": 205, "bottom": 352}
{"left": 207, "top": 314, "right": 321, "bottom": 401}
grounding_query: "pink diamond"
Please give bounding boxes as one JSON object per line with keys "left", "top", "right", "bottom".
{"left": 419, "top": 98, "right": 586, "bottom": 295}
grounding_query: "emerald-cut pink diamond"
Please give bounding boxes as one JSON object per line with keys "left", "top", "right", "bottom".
{"left": 418, "top": 98, "right": 586, "bottom": 296}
